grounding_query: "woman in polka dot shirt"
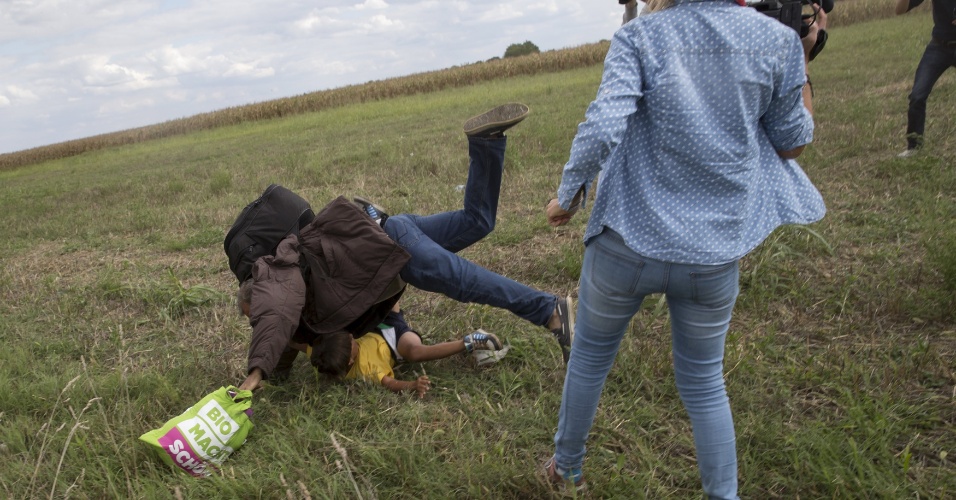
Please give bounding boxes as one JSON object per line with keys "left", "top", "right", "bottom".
{"left": 543, "top": 0, "right": 828, "bottom": 496}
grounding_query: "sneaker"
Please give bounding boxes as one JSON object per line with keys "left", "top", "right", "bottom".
{"left": 463, "top": 329, "right": 502, "bottom": 353}
{"left": 353, "top": 196, "right": 389, "bottom": 226}
{"left": 897, "top": 148, "right": 919, "bottom": 158}
{"left": 472, "top": 342, "right": 511, "bottom": 367}
{"left": 463, "top": 103, "right": 530, "bottom": 138}
{"left": 544, "top": 456, "right": 586, "bottom": 491}
{"left": 551, "top": 295, "right": 574, "bottom": 365}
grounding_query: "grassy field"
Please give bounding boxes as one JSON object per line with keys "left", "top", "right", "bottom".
{"left": 1, "top": 10, "right": 954, "bottom": 500}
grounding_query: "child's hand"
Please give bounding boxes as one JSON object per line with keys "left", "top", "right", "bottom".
{"left": 414, "top": 375, "right": 431, "bottom": 398}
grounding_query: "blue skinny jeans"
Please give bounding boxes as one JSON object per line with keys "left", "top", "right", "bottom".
{"left": 553, "top": 229, "right": 740, "bottom": 500}
{"left": 383, "top": 136, "right": 556, "bottom": 327}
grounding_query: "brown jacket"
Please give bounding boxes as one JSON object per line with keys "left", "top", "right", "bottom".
{"left": 246, "top": 196, "right": 410, "bottom": 378}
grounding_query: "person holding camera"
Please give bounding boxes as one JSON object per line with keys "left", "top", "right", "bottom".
{"left": 543, "top": 0, "right": 827, "bottom": 496}
{"left": 619, "top": 0, "right": 646, "bottom": 24}
{"left": 895, "top": 0, "right": 956, "bottom": 157}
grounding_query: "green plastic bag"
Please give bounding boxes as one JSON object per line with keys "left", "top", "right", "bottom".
{"left": 139, "top": 386, "right": 253, "bottom": 477}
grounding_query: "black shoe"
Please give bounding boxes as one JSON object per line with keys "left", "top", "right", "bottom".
{"left": 551, "top": 295, "right": 574, "bottom": 365}
{"left": 463, "top": 103, "right": 530, "bottom": 138}
{"left": 353, "top": 196, "right": 389, "bottom": 226}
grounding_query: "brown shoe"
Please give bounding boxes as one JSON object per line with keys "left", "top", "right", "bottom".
{"left": 463, "top": 103, "right": 529, "bottom": 138}
{"left": 544, "top": 455, "right": 586, "bottom": 491}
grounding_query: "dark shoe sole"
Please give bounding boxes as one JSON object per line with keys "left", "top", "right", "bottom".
{"left": 552, "top": 295, "right": 574, "bottom": 365}
{"left": 353, "top": 196, "right": 389, "bottom": 220}
{"left": 463, "top": 103, "right": 529, "bottom": 137}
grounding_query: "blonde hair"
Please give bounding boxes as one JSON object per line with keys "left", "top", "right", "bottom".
{"left": 643, "top": 0, "right": 675, "bottom": 14}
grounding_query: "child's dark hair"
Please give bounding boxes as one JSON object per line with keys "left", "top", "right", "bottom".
{"left": 310, "top": 333, "right": 353, "bottom": 378}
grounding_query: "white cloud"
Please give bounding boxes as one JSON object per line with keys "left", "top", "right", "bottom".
{"left": 527, "top": 0, "right": 560, "bottom": 14}
{"left": 355, "top": 0, "right": 388, "bottom": 10}
{"left": 0, "top": 0, "right": 154, "bottom": 43}
{"left": 476, "top": 4, "right": 526, "bottom": 22}
{"left": 96, "top": 95, "right": 157, "bottom": 116}
{"left": 362, "top": 14, "right": 403, "bottom": 32}
{"left": 4, "top": 85, "right": 39, "bottom": 103}
{"left": 0, "top": 0, "right": 622, "bottom": 154}
{"left": 224, "top": 62, "right": 275, "bottom": 79}
{"left": 164, "top": 89, "right": 189, "bottom": 102}
{"left": 319, "top": 60, "right": 358, "bottom": 77}
{"left": 77, "top": 56, "right": 178, "bottom": 94}
{"left": 149, "top": 45, "right": 209, "bottom": 76}
{"left": 291, "top": 8, "right": 350, "bottom": 35}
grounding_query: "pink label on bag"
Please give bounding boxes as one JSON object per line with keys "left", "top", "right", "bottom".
{"left": 156, "top": 427, "right": 214, "bottom": 477}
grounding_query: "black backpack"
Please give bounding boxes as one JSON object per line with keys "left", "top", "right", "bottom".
{"left": 224, "top": 184, "right": 315, "bottom": 283}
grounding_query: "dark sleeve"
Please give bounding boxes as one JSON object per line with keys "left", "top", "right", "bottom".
{"left": 246, "top": 236, "right": 306, "bottom": 379}
{"left": 907, "top": 0, "right": 925, "bottom": 12}
{"left": 382, "top": 309, "right": 412, "bottom": 336}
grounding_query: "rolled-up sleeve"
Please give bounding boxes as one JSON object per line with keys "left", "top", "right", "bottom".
{"left": 247, "top": 235, "right": 306, "bottom": 379}
{"left": 761, "top": 33, "right": 813, "bottom": 152}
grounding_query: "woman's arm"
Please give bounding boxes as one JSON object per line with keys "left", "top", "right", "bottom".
{"left": 777, "top": 6, "right": 828, "bottom": 159}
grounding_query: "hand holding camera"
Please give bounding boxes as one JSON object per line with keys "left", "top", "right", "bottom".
{"left": 802, "top": 2, "right": 828, "bottom": 61}
{"left": 746, "top": 0, "right": 834, "bottom": 60}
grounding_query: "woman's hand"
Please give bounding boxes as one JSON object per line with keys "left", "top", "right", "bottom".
{"left": 547, "top": 198, "right": 574, "bottom": 227}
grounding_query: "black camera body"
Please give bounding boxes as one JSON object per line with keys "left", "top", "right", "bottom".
{"left": 746, "top": 0, "right": 833, "bottom": 59}
{"left": 746, "top": 0, "right": 833, "bottom": 36}
{"left": 746, "top": 0, "right": 804, "bottom": 34}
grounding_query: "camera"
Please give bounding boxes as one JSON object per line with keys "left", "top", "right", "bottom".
{"left": 746, "top": 0, "right": 833, "bottom": 59}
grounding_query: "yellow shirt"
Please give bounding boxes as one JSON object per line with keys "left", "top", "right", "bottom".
{"left": 345, "top": 333, "right": 395, "bottom": 383}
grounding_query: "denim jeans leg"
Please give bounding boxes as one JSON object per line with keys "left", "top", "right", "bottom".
{"left": 666, "top": 261, "right": 739, "bottom": 500}
{"left": 554, "top": 230, "right": 652, "bottom": 471}
{"left": 384, "top": 213, "right": 555, "bottom": 326}
{"left": 906, "top": 42, "right": 953, "bottom": 148}
{"left": 553, "top": 229, "right": 740, "bottom": 499}
{"left": 402, "top": 136, "right": 506, "bottom": 253}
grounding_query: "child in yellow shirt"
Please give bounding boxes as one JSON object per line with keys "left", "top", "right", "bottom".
{"left": 310, "top": 305, "right": 503, "bottom": 398}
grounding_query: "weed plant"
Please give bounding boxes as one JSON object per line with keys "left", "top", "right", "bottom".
{"left": 0, "top": 10, "right": 954, "bottom": 500}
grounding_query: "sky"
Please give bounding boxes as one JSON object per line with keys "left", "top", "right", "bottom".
{"left": 0, "top": 0, "right": 626, "bottom": 155}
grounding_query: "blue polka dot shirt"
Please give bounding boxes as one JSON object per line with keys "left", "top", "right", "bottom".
{"left": 557, "top": 0, "right": 826, "bottom": 265}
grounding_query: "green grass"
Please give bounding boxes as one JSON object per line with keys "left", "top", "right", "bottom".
{"left": 1, "top": 13, "right": 955, "bottom": 499}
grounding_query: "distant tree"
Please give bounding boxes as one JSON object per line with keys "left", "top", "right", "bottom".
{"left": 503, "top": 41, "right": 540, "bottom": 59}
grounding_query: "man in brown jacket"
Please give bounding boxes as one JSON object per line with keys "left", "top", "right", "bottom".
{"left": 237, "top": 104, "right": 574, "bottom": 391}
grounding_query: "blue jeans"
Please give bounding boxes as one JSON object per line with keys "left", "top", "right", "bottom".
{"left": 906, "top": 40, "right": 956, "bottom": 149}
{"left": 553, "top": 229, "right": 740, "bottom": 500}
{"left": 383, "top": 136, "right": 556, "bottom": 327}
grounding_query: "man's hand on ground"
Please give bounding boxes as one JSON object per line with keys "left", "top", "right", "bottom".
{"left": 238, "top": 368, "right": 264, "bottom": 392}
